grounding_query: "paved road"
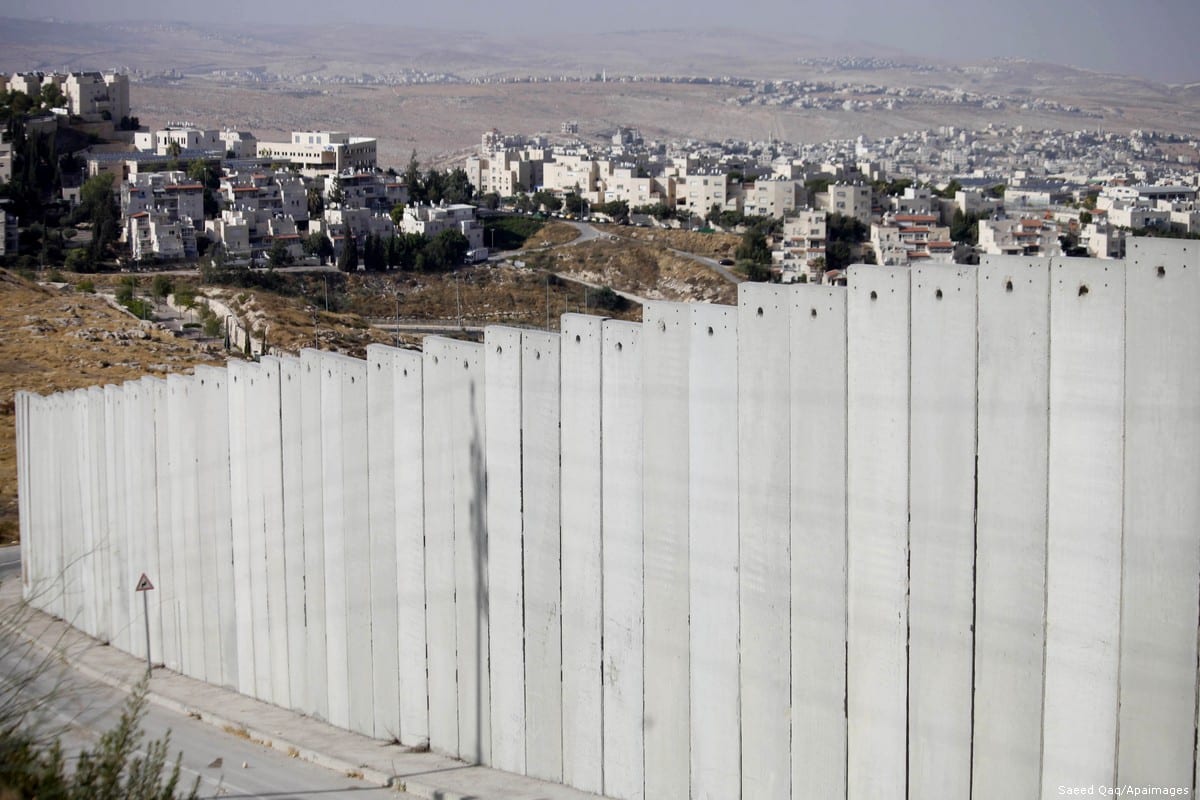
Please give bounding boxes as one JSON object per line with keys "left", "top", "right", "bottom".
{"left": 0, "top": 545, "right": 19, "bottom": 582}
{"left": 0, "top": 567, "right": 411, "bottom": 798}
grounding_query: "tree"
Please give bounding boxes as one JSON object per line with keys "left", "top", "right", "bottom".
{"left": 950, "top": 209, "right": 982, "bottom": 246}
{"left": 151, "top": 274, "right": 174, "bottom": 299}
{"left": 338, "top": 232, "right": 358, "bottom": 272}
{"left": 403, "top": 150, "right": 424, "bottom": 205}
{"left": 304, "top": 231, "right": 333, "bottom": 265}
{"left": 389, "top": 203, "right": 406, "bottom": 227}
{"left": 268, "top": 238, "right": 293, "bottom": 268}
{"left": 362, "top": 233, "right": 386, "bottom": 271}
{"left": 1079, "top": 210, "right": 1093, "bottom": 226}
{"left": 327, "top": 177, "right": 344, "bottom": 207}
{"left": 477, "top": 192, "right": 500, "bottom": 211}
{"left": 736, "top": 228, "right": 772, "bottom": 267}
{"left": 165, "top": 139, "right": 182, "bottom": 159}
{"left": 422, "top": 229, "right": 470, "bottom": 270}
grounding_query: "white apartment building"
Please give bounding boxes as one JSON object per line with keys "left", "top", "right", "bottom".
{"left": 205, "top": 214, "right": 251, "bottom": 256}
{"left": 743, "top": 177, "right": 801, "bottom": 218}
{"left": 8, "top": 72, "right": 43, "bottom": 98}
{"left": 256, "top": 131, "right": 377, "bottom": 173}
{"left": 1104, "top": 202, "right": 1170, "bottom": 231}
{"left": 818, "top": 183, "right": 873, "bottom": 226}
{"left": 1080, "top": 220, "right": 1126, "bottom": 259}
{"left": 465, "top": 149, "right": 536, "bottom": 197}
{"left": 671, "top": 169, "right": 733, "bottom": 217}
{"left": 596, "top": 163, "right": 659, "bottom": 207}
{"left": 329, "top": 170, "right": 407, "bottom": 212}
{"left": 955, "top": 189, "right": 1004, "bottom": 217}
{"left": 220, "top": 171, "right": 309, "bottom": 221}
{"left": 135, "top": 126, "right": 223, "bottom": 156}
{"left": 64, "top": 72, "right": 130, "bottom": 121}
{"left": 892, "top": 186, "right": 936, "bottom": 216}
{"left": 121, "top": 172, "right": 205, "bottom": 228}
{"left": 773, "top": 208, "right": 826, "bottom": 283}
{"left": 400, "top": 203, "right": 484, "bottom": 251}
{"left": 542, "top": 152, "right": 600, "bottom": 197}
{"left": 871, "top": 213, "right": 955, "bottom": 265}
{"left": 321, "top": 206, "right": 397, "bottom": 241}
{"left": 978, "top": 217, "right": 1063, "bottom": 258}
{"left": 126, "top": 210, "right": 197, "bottom": 261}
{"left": 219, "top": 130, "right": 258, "bottom": 158}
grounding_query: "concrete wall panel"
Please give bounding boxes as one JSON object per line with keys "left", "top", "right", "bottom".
{"left": 422, "top": 337, "right": 459, "bottom": 755}
{"left": 688, "top": 303, "right": 739, "bottom": 800}
{"left": 522, "top": 327, "right": 564, "bottom": 782}
{"left": 391, "top": 348, "right": 429, "bottom": 746}
{"left": 195, "top": 365, "right": 236, "bottom": 689}
{"left": 972, "top": 256, "right": 1050, "bottom": 799}
{"left": 1042, "top": 259, "right": 1124, "bottom": 792}
{"left": 340, "top": 356, "right": 375, "bottom": 737}
{"left": 908, "top": 266, "right": 977, "bottom": 800}
{"left": 150, "top": 379, "right": 179, "bottom": 673}
{"left": 125, "top": 379, "right": 160, "bottom": 664}
{"left": 366, "top": 345, "right": 401, "bottom": 740}
{"left": 642, "top": 301, "right": 691, "bottom": 800}
{"left": 482, "top": 328, "right": 525, "bottom": 776}
{"left": 559, "top": 315, "right": 602, "bottom": 793}
{"left": 87, "top": 387, "right": 111, "bottom": 642}
{"left": 275, "top": 357, "right": 307, "bottom": 709}
{"left": 319, "top": 353, "right": 350, "bottom": 730}
{"left": 299, "top": 350, "right": 328, "bottom": 718}
{"left": 244, "top": 363, "right": 273, "bottom": 703}
{"left": 226, "top": 361, "right": 257, "bottom": 697}
{"left": 171, "top": 375, "right": 206, "bottom": 680}
{"left": 449, "top": 341, "right": 490, "bottom": 765}
{"left": 103, "top": 385, "right": 131, "bottom": 653}
{"left": 255, "top": 359, "right": 290, "bottom": 709}
{"left": 737, "top": 285, "right": 791, "bottom": 799}
{"left": 1118, "top": 241, "right": 1200, "bottom": 787}
{"left": 789, "top": 285, "right": 848, "bottom": 798}
{"left": 601, "top": 320, "right": 644, "bottom": 800}
{"left": 846, "top": 266, "right": 910, "bottom": 800}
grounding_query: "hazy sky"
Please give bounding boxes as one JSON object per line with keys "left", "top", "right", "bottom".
{"left": 5, "top": 0, "right": 1199, "bottom": 83}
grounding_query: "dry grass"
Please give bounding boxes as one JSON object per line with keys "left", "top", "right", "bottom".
{"left": 0, "top": 269, "right": 225, "bottom": 544}
{"left": 615, "top": 227, "right": 741, "bottom": 260}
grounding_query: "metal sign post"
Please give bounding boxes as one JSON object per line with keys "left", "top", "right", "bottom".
{"left": 135, "top": 573, "right": 154, "bottom": 676}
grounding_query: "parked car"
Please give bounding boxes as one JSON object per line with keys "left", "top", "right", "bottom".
{"left": 718, "top": 258, "right": 734, "bottom": 266}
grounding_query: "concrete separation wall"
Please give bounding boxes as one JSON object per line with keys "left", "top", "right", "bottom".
{"left": 17, "top": 241, "right": 1200, "bottom": 799}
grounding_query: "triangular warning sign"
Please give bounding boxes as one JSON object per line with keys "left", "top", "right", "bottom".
{"left": 135, "top": 573, "right": 154, "bottom": 592}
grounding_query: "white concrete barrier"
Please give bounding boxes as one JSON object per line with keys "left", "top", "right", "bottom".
{"left": 1042, "top": 259, "right": 1124, "bottom": 793}
{"left": 559, "top": 314, "right": 602, "bottom": 794}
{"left": 908, "top": 265, "right": 976, "bottom": 800}
{"left": 972, "top": 256, "right": 1050, "bottom": 799}
{"left": 17, "top": 241, "right": 1200, "bottom": 800}
{"left": 600, "top": 320, "right": 644, "bottom": 800}
{"left": 642, "top": 301, "right": 691, "bottom": 800}
{"left": 789, "top": 284, "right": 848, "bottom": 798}
{"left": 688, "top": 302, "right": 739, "bottom": 800}
{"left": 482, "top": 328, "right": 525, "bottom": 776}
{"left": 846, "top": 266, "right": 910, "bottom": 800}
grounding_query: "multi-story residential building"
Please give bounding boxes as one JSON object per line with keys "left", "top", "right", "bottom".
{"left": 256, "top": 131, "right": 377, "bottom": 173}
{"left": 8, "top": 72, "right": 43, "bottom": 98}
{"left": 670, "top": 168, "right": 733, "bottom": 217}
{"left": 219, "top": 171, "right": 309, "bottom": 222}
{"left": 121, "top": 172, "right": 205, "bottom": 228}
{"left": 0, "top": 141, "right": 11, "bottom": 184}
{"left": 1104, "top": 202, "right": 1170, "bottom": 231}
{"left": 743, "top": 177, "right": 801, "bottom": 218}
{"left": 322, "top": 206, "right": 397, "bottom": 241}
{"left": 955, "top": 188, "right": 1004, "bottom": 217}
{"left": 596, "top": 162, "right": 659, "bottom": 207}
{"left": 542, "top": 152, "right": 600, "bottom": 197}
{"left": 205, "top": 213, "right": 251, "bottom": 257}
{"left": 329, "top": 170, "right": 407, "bottom": 213}
{"left": 817, "top": 182, "right": 873, "bottom": 226}
{"left": 400, "top": 203, "right": 484, "bottom": 251}
{"left": 1080, "top": 220, "right": 1126, "bottom": 259}
{"left": 773, "top": 208, "right": 826, "bottom": 282}
{"left": 135, "top": 126, "right": 222, "bottom": 156}
{"left": 871, "top": 213, "right": 955, "bottom": 264}
{"left": 891, "top": 186, "right": 936, "bottom": 216}
{"left": 64, "top": 72, "right": 129, "bottom": 121}
{"left": 219, "top": 129, "right": 258, "bottom": 158}
{"left": 126, "top": 210, "right": 197, "bottom": 261}
{"left": 465, "top": 148, "right": 536, "bottom": 197}
{"left": 977, "top": 216, "right": 1063, "bottom": 257}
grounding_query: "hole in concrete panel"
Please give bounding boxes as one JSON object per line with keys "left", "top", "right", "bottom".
{"left": 463, "top": 360, "right": 469, "bottom": 369}
{"left": 756, "top": 306, "right": 764, "bottom": 317}
{"left": 658, "top": 320, "right": 667, "bottom": 332}
{"left": 1078, "top": 284, "right": 1089, "bottom": 297}
{"left": 403, "top": 369, "right": 408, "bottom": 377}
{"left": 706, "top": 326, "right": 714, "bottom": 336}
{"left": 432, "top": 356, "right": 439, "bottom": 365}
{"left": 535, "top": 350, "right": 542, "bottom": 360}
{"left": 1005, "top": 280, "right": 1013, "bottom": 293}
{"left": 1157, "top": 265, "right": 1166, "bottom": 277}
{"left": 376, "top": 362, "right": 381, "bottom": 370}
{"left": 616, "top": 342, "right": 623, "bottom": 352}
{"left": 810, "top": 308, "right": 818, "bottom": 318}
{"left": 350, "top": 376, "right": 355, "bottom": 384}
{"left": 935, "top": 289, "right": 943, "bottom": 300}
{"left": 870, "top": 291, "right": 878, "bottom": 301}
{"left": 495, "top": 345, "right": 503, "bottom": 355}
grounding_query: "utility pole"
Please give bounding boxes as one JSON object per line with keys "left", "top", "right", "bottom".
{"left": 455, "top": 275, "right": 463, "bottom": 329}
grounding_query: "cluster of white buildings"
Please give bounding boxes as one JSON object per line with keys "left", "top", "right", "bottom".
{"left": 1, "top": 71, "right": 131, "bottom": 122}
